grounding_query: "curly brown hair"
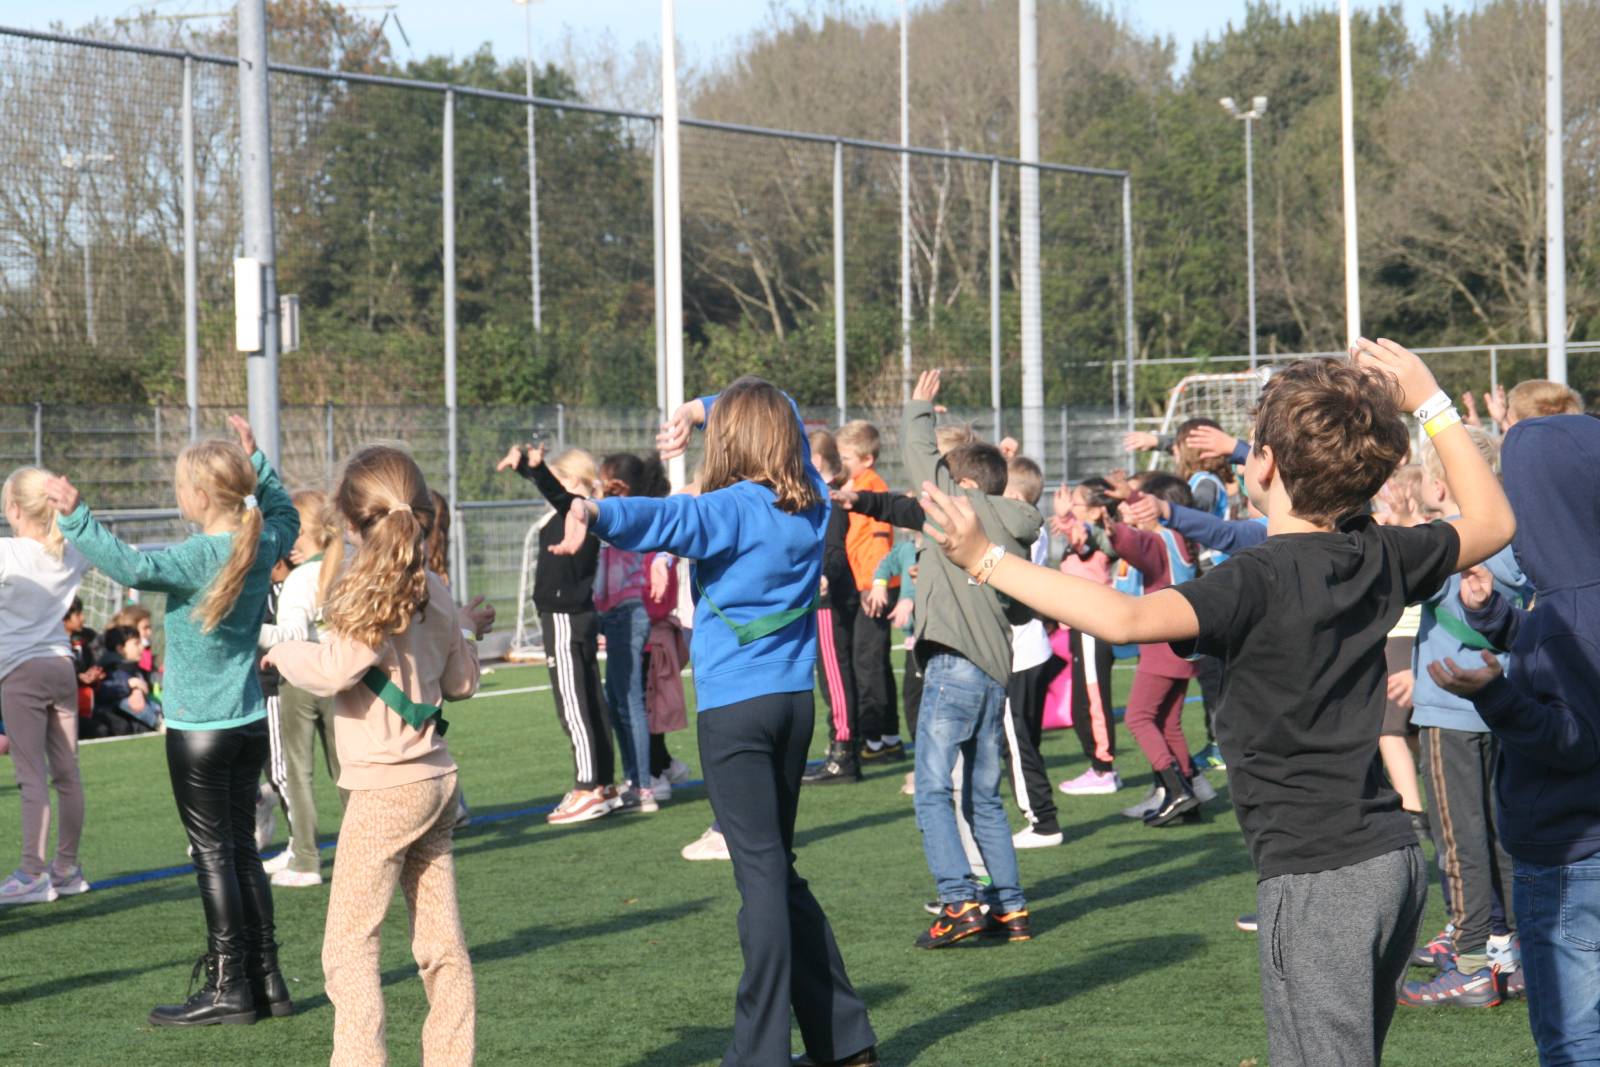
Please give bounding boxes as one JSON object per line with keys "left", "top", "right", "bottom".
{"left": 1252, "top": 358, "right": 1409, "bottom": 527}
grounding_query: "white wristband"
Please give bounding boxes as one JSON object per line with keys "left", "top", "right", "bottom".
{"left": 1412, "top": 389, "right": 1452, "bottom": 423}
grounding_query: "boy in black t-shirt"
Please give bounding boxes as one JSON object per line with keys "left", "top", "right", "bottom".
{"left": 919, "top": 340, "right": 1515, "bottom": 1067}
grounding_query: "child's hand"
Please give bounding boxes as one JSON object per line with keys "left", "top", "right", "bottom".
{"left": 550, "top": 500, "right": 594, "bottom": 556}
{"left": 657, "top": 400, "right": 705, "bottom": 461}
{"left": 42, "top": 475, "right": 81, "bottom": 515}
{"left": 1052, "top": 483, "right": 1073, "bottom": 520}
{"left": 1460, "top": 391, "right": 1482, "bottom": 429}
{"left": 648, "top": 555, "right": 671, "bottom": 602}
{"left": 1427, "top": 651, "right": 1502, "bottom": 697}
{"left": 1121, "top": 431, "right": 1159, "bottom": 453}
{"left": 1064, "top": 520, "right": 1088, "bottom": 551}
{"left": 1104, "top": 469, "right": 1132, "bottom": 500}
{"left": 1484, "top": 383, "right": 1508, "bottom": 429}
{"left": 1459, "top": 565, "right": 1494, "bottom": 611}
{"left": 1183, "top": 424, "right": 1238, "bottom": 460}
{"left": 1386, "top": 670, "right": 1414, "bottom": 710}
{"left": 863, "top": 584, "right": 890, "bottom": 618}
{"left": 459, "top": 595, "right": 495, "bottom": 638}
{"left": 1121, "top": 494, "right": 1166, "bottom": 527}
{"left": 227, "top": 414, "right": 258, "bottom": 456}
{"left": 911, "top": 369, "right": 941, "bottom": 403}
{"left": 919, "top": 481, "right": 987, "bottom": 571}
{"left": 1351, "top": 337, "right": 1440, "bottom": 412}
{"left": 128, "top": 690, "right": 147, "bottom": 712}
{"left": 998, "top": 437, "right": 1020, "bottom": 460}
{"left": 128, "top": 677, "right": 150, "bottom": 694}
{"left": 830, "top": 487, "right": 859, "bottom": 511}
{"left": 889, "top": 597, "right": 914, "bottom": 630}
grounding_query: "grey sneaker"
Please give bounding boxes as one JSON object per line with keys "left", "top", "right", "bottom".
{"left": 1120, "top": 782, "right": 1165, "bottom": 819}
{"left": 51, "top": 866, "right": 91, "bottom": 896}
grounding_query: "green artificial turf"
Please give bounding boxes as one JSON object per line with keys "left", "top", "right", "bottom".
{"left": 1, "top": 661, "right": 1536, "bottom": 1065}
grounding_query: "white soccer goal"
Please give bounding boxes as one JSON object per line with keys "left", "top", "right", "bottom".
{"left": 1144, "top": 368, "right": 1273, "bottom": 470}
{"left": 507, "top": 513, "right": 555, "bottom": 663}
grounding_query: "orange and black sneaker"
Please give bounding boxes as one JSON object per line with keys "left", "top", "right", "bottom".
{"left": 983, "top": 907, "right": 1032, "bottom": 942}
{"left": 915, "top": 901, "right": 987, "bottom": 949}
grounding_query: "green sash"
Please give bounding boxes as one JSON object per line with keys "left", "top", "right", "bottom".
{"left": 1421, "top": 602, "right": 1496, "bottom": 652}
{"left": 362, "top": 667, "right": 449, "bottom": 735}
{"left": 695, "top": 575, "right": 820, "bottom": 647}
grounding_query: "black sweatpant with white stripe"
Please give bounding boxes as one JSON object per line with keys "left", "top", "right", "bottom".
{"left": 1003, "top": 658, "right": 1063, "bottom": 837}
{"left": 542, "top": 609, "right": 614, "bottom": 791}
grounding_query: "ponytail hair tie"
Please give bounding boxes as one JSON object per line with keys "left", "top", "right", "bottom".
{"left": 242, "top": 494, "right": 259, "bottom": 511}
{"left": 390, "top": 503, "right": 413, "bottom": 515}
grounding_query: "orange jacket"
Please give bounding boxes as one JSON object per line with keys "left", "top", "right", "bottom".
{"left": 845, "top": 468, "right": 897, "bottom": 592}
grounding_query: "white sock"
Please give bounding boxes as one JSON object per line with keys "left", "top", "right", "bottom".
{"left": 882, "top": 734, "right": 902, "bottom": 746}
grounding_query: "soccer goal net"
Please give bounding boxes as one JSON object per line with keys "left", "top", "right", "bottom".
{"left": 1144, "top": 368, "right": 1273, "bottom": 469}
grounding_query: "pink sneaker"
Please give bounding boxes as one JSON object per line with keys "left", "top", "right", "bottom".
{"left": 1058, "top": 768, "right": 1122, "bottom": 796}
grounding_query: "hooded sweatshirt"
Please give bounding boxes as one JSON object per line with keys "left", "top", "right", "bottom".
{"left": 1464, "top": 415, "right": 1600, "bottom": 866}
{"left": 901, "top": 399, "right": 1042, "bottom": 686}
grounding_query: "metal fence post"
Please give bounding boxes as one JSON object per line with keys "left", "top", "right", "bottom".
{"left": 443, "top": 89, "right": 460, "bottom": 598}
{"left": 833, "top": 138, "right": 846, "bottom": 424}
{"left": 1122, "top": 174, "right": 1136, "bottom": 431}
{"left": 652, "top": 119, "right": 666, "bottom": 421}
{"left": 556, "top": 402, "right": 566, "bottom": 454}
{"left": 183, "top": 54, "right": 199, "bottom": 443}
{"left": 33, "top": 401, "right": 43, "bottom": 467}
{"left": 1060, "top": 405, "right": 1068, "bottom": 484}
{"left": 1490, "top": 347, "right": 1499, "bottom": 395}
{"left": 239, "top": 0, "right": 281, "bottom": 466}
{"left": 154, "top": 406, "right": 163, "bottom": 455}
{"left": 990, "top": 156, "right": 1002, "bottom": 439}
{"left": 324, "top": 401, "right": 335, "bottom": 486}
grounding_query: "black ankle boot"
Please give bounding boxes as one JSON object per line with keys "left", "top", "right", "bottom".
{"left": 803, "top": 744, "right": 862, "bottom": 785}
{"left": 246, "top": 945, "right": 294, "bottom": 1019}
{"left": 149, "top": 953, "right": 259, "bottom": 1027}
{"left": 1144, "top": 766, "right": 1200, "bottom": 827}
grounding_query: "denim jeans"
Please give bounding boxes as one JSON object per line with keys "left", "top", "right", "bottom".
{"left": 1514, "top": 852, "right": 1600, "bottom": 1065}
{"left": 599, "top": 600, "right": 651, "bottom": 789}
{"left": 912, "top": 653, "right": 1025, "bottom": 913}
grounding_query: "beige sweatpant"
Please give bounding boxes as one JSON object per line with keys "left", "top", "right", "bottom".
{"left": 2, "top": 657, "right": 83, "bottom": 880}
{"left": 323, "top": 771, "right": 474, "bottom": 1066}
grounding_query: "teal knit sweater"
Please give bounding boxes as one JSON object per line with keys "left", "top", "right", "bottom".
{"left": 59, "top": 451, "right": 299, "bottom": 730}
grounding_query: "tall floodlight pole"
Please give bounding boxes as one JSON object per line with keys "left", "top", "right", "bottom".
{"left": 515, "top": 0, "right": 543, "bottom": 336}
{"left": 834, "top": 139, "right": 847, "bottom": 424}
{"left": 182, "top": 56, "right": 199, "bottom": 441}
{"left": 238, "top": 0, "right": 280, "bottom": 466}
{"left": 443, "top": 90, "right": 460, "bottom": 594}
{"left": 899, "top": 0, "right": 912, "bottom": 400}
{"left": 652, "top": 120, "right": 666, "bottom": 418}
{"left": 990, "top": 156, "right": 1001, "bottom": 438}
{"left": 661, "top": 0, "right": 686, "bottom": 486}
{"left": 1546, "top": 0, "right": 1567, "bottom": 383}
{"left": 1122, "top": 175, "right": 1135, "bottom": 432}
{"left": 1019, "top": 0, "right": 1043, "bottom": 459}
{"left": 1220, "top": 95, "right": 1267, "bottom": 368}
{"left": 1337, "top": 0, "right": 1361, "bottom": 346}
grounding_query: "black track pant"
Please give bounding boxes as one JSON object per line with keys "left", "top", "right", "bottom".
{"left": 166, "top": 719, "right": 276, "bottom": 958}
{"left": 542, "top": 609, "right": 614, "bottom": 790}
{"left": 1194, "top": 654, "right": 1225, "bottom": 745}
{"left": 1003, "top": 657, "right": 1063, "bottom": 835}
{"left": 1069, "top": 629, "right": 1117, "bottom": 773}
{"left": 852, "top": 595, "right": 899, "bottom": 741}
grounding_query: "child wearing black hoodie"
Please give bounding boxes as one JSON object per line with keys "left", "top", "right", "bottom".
{"left": 1431, "top": 412, "right": 1600, "bottom": 1064}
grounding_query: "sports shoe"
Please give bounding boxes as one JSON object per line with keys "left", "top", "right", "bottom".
{"left": 1235, "top": 914, "right": 1258, "bottom": 932}
{"left": 600, "top": 784, "right": 624, "bottom": 813}
{"left": 1058, "top": 767, "right": 1121, "bottom": 796}
{"left": 648, "top": 774, "right": 674, "bottom": 803}
{"left": 51, "top": 866, "right": 90, "bottom": 896}
{"left": 1121, "top": 781, "right": 1164, "bottom": 819}
{"left": 664, "top": 758, "right": 693, "bottom": 784}
{"left": 1487, "top": 932, "right": 1520, "bottom": 972}
{"left": 803, "top": 748, "right": 863, "bottom": 785}
{"left": 1188, "top": 772, "right": 1219, "bottom": 804}
{"left": 1012, "top": 827, "right": 1063, "bottom": 849}
{"left": 922, "top": 900, "right": 942, "bottom": 916}
{"left": 262, "top": 850, "right": 293, "bottom": 875}
{"left": 901, "top": 771, "right": 916, "bottom": 796}
{"left": 1399, "top": 964, "right": 1501, "bottom": 1008}
{"left": 635, "top": 787, "right": 660, "bottom": 814}
{"left": 254, "top": 787, "right": 278, "bottom": 851}
{"left": 1495, "top": 964, "right": 1526, "bottom": 1000}
{"left": 547, "top": 788, "right": 614, "bottom": 825}
{"left": 270, "top": 868, "right": 323, "bottom": 888}
{"left": 915, "top": 901, "right": 988, "bottom": 949}
{"left": 861, "top": 740, "right": 906, "bottom": 763}
{"left": 983, "top": 907, "right": 1032, "bottom": 942}
{"left": 1412, "top": 927, "right": 1456, "bottom": 970}
{"left": 1143, "top": 767, "right": 1199, "bottom": 827}
{"left": 791, "top": 1046, "right": 879, "bottom": 1066}
{"left": 0, "top": 869, "right": 57, "bottom": 905}
{"left": 453, "top": 790, "right": 473, "bottom": 830}
{"left": 681, "top": 827, "right": 731, "bottom": 861}
{"left": 1192, "top": 742, "right": 1226, "bottom": 771}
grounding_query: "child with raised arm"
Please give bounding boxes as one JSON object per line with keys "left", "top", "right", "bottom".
{"left": 556, "top": 377, "right": 877, "bottom": 1067}
{"left": 45, "top": 417, "right": 301, "bottom": 1027}
{"left": 921, "top": 342, "right": 1514, "bottom": 1067}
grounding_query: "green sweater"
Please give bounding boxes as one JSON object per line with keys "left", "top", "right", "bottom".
{"left": 59, "top": 451, "right": 298, "bottom": 730}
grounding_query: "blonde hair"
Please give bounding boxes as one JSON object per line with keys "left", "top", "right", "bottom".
{"left": 935, "top": 423, "right": 976, "bottom": 455}
{"left": 1423, "top": 425, "right": 1499, "bottom": 483}
{"left": 835, "top": 420, "right": 882, "bottom": 460}
{"left": 178, "top": 440, "right": 262, "bottom": 633}
{"left": 701, "top": 377, "right": 821, "bottom": 514}
{"left": 291, "top": 489, "right": 345, "bottom": 612}
{"left": 426, "top": 489, "right": 451, "bottom": 584}
{"left": 110, "top": 604, "right": 152, "bottom": 630}
{"left": 1507, "top": 379, "right": 1583, "bottom": 424}
{"left": 2, "top": 467, "right": 67, "bottom": 560}
{"left": 548, "top": 449, "right": 600, "bottom": 497}
{"left": 323, "top": 446, "right": 434, "bottom": 649}
{"left": 1005, "top": 456, "right": 1045, "bottom": 505}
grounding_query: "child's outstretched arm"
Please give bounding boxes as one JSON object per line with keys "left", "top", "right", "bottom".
{"left": 44, "top": 476, "right": 209, "bottom": 595}
{"left": 231, "top": 416, "right": 298, "bottom": 563}
{"left": 920, "top": 481, "right": 1199, "bottom": 645}
{"left": 1353, "top": 338, "right": 1515, "bottom": 570}
{"left": 902, "top": 371, "right": 949, "bottom": 492}
{"left": 1430, "top": 645, "right": 1600, "bottom": 772}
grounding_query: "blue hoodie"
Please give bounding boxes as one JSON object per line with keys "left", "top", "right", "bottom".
{"left": 1465, "top": 415, "right": 1600, "bottom": 866}
{"left": 591, "top": 393, "right": 826, "bottom": 712}
{"left": 1410, "top": 542, "right": 1529, "bottom": 732}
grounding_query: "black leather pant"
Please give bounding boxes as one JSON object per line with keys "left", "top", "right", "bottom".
{"left": 166, "top": 719, "right": 275, "bottom": 958}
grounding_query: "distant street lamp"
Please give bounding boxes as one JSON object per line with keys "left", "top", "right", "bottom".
{"left": 60, "top": 150, "right": 117, "bottom": 346}
{"left": 1219, "top": 95, "right": 1266, "bottom": 367}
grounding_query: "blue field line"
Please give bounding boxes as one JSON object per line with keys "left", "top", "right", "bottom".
{"left": 82, "top": 694, "right": 1204, "bottom": 893}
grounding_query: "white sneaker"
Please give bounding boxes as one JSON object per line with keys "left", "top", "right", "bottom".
{"left": 0, "top": 869, "right": 57, "bottom": 905}
{"left": 664, "top": 758, "right": 693, "bottom": 784}
{"left": 1189, "top": 772, "right": 1219, "bottom": 804}
{"left": 636, "top": 788, "right": 660, "bottom": 814}
{"left": 649, "top": 774, "right": 674, "bottom": 803}
{"left": 681, "top": 827, "right": 730, "bottom": 862}
{"left": 601, "top": 784, "right": 625, "bottom": 813}
{"left": 901, "top": 771, "right": 916, "bottom": 796}
{"left": 547, "top": 788, "right": 614, "bottom": 825}
{"left": 270, "top": 868, "right": 323, "bottom": 888}
{"left": 1013, "top": 827, "right": 1064, "bottom": 849}
{"left": 51, "top": 866, "right": 91, "bottom": 896}
{"left": 262, "top": 850, "right": 294, "bottom": 875}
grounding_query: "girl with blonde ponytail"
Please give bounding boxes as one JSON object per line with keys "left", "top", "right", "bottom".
{"left": 267, "top": 445, "right": 493, "bottom": 1066}
{"left": 0, "top": 467, "right": 92, "bottom": 906}
{"left": 45, "top": 415, "right": 300, "bottom": 1027}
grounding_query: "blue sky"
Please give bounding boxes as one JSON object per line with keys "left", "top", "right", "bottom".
{"left": 0, "top": 1, "right": 1453, "bottom": 70}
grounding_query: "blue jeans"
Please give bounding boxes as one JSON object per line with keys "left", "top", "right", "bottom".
{"left": 912, "top": 653, "right": 1025, "bottom": 913}
{"left": 599, "top": 600, "right": 651, "bottom": 789}
{"left": 1514, "top": 853, "right": 1600, "bottom": 1065}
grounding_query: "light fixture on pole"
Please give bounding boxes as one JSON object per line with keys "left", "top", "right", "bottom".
{"left": 514, "top": 0, "right": 543, "bottom": 336}
{"left": 1219, "top": 94, "right": 1266, "bottom": 368}
{"left": 59, "top": 150, "right": 116, "bottom": 346}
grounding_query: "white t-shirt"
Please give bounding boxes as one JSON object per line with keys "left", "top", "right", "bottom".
{"left": 0, "top": 537, "right": 92, "bottom": 681}
{"left": 1010, "top": 532, "right": 1054, "bottom": 673}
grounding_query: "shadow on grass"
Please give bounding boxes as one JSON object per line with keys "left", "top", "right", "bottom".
{"left": 794, "top": 806, "right": 913, "bottom": 851}
{"left": 289, "top": 897, "right": 716, "bottom": 1016}
{"left": 1025, "top": 831, "right": 1253, "bottom": 930}
{"left": 0, "top": 876, "right": 198, "bottom": 937}
{"left": 0, "top": 958, "right": 187, "bottom": 1007}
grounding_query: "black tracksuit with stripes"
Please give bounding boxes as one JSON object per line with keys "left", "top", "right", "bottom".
{"left": 518, "top": 457, "right": 614, "bottom": 790}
